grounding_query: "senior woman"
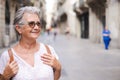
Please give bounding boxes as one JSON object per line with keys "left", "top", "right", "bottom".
{"left": 0, "top": 6, "right": 61, "bottom": 80}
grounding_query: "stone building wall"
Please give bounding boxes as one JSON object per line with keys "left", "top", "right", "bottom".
{"left": 58, "top": 0, "right": 80, "bottom": 37}
{"left": 0, "top": 0, "right": 34, "bottom": 48}
{"left": 89, "top": 8, "right": 103, "bottom": 43}
{"left": 9, "top": 0, "right": 17, "bottom": 44}
{"left": 87, "top": 0, "right": 120, "bottom": 48}
{"left": 0, "top": 0, "right": 26, "bottom": 47}
{"left": 106, "top": 0, "right": 120, "bottom": 48}
{"left": 0, "top": 0, "right": 5, "bottom": 47}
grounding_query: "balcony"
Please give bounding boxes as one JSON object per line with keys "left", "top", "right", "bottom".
{"left": 73, "top": 0, "right": 88, "bottom": 14}
{"left": 86, "top": 0, "right": 106, "bottom": 8}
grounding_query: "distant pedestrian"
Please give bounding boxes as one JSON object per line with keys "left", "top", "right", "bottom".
{"left": 65, "top": 26, "right": 70, "bottom": 39}
{"left": 45, "top": 27, "right": 53, "bottom": 44}
{"left": 102, "top": 26, "right": 111, "bottom": 50}
{"left": 51, "top": 19, "right": 58, "bottom": 41}
{"left": 46, "top": 28, "right": 51, "bottom": 36}
{"left": 53, "top": 27, "right": 58, "bottom": 41}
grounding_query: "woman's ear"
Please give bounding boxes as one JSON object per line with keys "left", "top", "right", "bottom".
{"left": 15, "top": 25, "right": 22, "bottom": 34}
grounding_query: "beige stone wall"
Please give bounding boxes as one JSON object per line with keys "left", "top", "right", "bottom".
{"left": 118, "top": 2, "right": 120, "bottom": 48}
{"left": 0, "top": 0, "right": 5, "bottom": 47}
{"left": 59, "top": 0, "right": 80, "bottom": 37}
{"left": 106, "top": 0, "right": 120, "bottom": 48}
{"left": 0, "top": 0, "right": 17, "bottom": 47}
{"left": 9, "top": 1, "right": 17, "bottom": 43}
{"left": 89, "top": 8, "right": 103, "bottom": 43}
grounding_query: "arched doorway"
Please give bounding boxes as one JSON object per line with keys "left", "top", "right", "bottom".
{"left": 77, "top": 12, "right": 89, "bottom": 39}
{"left": 58, "top": 13, "right": 68, "bottom": 34}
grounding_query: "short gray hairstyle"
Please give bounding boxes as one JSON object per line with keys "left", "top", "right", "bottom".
{"left": 13, "top": 6, "right": 40, "bottom": 25}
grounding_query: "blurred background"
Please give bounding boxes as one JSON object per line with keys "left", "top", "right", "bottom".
{"left": 1, "top": 0, "right": 120, "bottom": 48}
{"left": 1, "top": 0, "right": 120, "bottom": 80}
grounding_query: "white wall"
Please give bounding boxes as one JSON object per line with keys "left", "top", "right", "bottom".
{"left": 61, "top": 0, "right": 80, "bottom": 37}
{"left": 45, "top": 0, "right": 57, "bottom": 29}
{"left": 106, "top": 0, "right": 120, "bottom": 48}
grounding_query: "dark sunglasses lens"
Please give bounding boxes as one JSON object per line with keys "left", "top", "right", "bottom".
{"left": 28, "top": 21, "right": 41, "bottom": 28}
{"left": 28, "top": 21, "right": 35, "bottom": 27}
{"left": 36, "top": 22, "right": 41, "bottom": 27}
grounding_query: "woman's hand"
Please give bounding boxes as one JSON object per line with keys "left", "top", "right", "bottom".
{"left": 41, "top": 54, "right": 61, "bottom": 70}
{"left": 41, "top": 53, "right": 61, "bottom": 80}
{"left": 2, "top": 60, "right": 19, "bottom": 80}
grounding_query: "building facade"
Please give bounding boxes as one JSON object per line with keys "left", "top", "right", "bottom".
{"left": 0, "top": 0, "right": 37, "bottom": 48}
{"left": 0, "top": 0, "right": 5, "bottom": 47}
{"left": 56, "top": 0, "right": 80, "bottom": 37}
{"left": 72, "top": 0, "right": 120, "bottom": 49}
{"left": 0, "top": 0, "right": 120, "bottom": 49}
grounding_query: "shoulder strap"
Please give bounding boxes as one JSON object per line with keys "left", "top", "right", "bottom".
{"left": 45, "top": 45, "right": 51, "bottom": 54}
{"left": 8, "top": 49, "right": 14, "bottom": 63}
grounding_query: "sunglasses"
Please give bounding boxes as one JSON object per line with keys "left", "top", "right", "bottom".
{"left": 28, "top": 21, "right": 41, "bottom": 28}
{"left": 19, "top": 21, "right": 41, "bottom": 28}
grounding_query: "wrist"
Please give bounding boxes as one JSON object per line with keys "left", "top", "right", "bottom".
{"left": 0, "top": 74, "right": 6, "bottom": 80}
{"left": 54, "top": 64, "right": 61, "bottom": 71}
{"left": 2, "top": 73, "right": 9, "bottom": 80}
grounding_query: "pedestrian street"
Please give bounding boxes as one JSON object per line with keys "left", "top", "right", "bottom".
{"left": 38, "top": 34, "right": 120, "bottom": 80}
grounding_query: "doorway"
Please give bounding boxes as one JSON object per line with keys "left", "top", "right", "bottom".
{"left": 78, "top": 12, "right": 89, "bottom": 39}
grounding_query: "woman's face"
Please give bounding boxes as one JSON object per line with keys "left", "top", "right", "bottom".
{"left": 18, "top": 13, "right": 41, "bottom": 40}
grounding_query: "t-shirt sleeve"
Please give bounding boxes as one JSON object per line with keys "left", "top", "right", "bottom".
{"left": 0, "top": 50, "right": 9, "bottom": 74}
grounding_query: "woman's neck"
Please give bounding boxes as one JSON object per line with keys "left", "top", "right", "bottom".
{"left": 19, "top": 39, "right": 37, "bottom": 49}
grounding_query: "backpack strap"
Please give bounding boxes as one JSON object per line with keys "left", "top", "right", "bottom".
{"left": 45, "top": 45, "right": 51, "bottom": 54}
{"left": 45, "top": 45, "right": 56, "bottom": 72}
{"left": 8, "top": 49, "right": 14, "bottom": 80}
{"left": 8, "top": 49, "right": 14, "bottom": 63}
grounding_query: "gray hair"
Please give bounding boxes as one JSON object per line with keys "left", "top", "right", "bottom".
{"left": 13, "top": 6, "right": 40, "bottom": 25}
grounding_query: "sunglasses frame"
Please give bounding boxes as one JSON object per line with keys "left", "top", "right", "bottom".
{"left": 28, "top": 21, "right": 41, "bottom": 28}
{"left": 18, "top": 21, "right": 41, "bottom": 28}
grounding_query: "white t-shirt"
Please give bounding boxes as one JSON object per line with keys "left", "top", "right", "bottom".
{"left": 0, "top": 43, "right": 58, "bottom": 80}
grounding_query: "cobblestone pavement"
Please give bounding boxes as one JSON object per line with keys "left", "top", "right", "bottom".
{"left": 1, "top": 33, "right": 120, "bottom": 80}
